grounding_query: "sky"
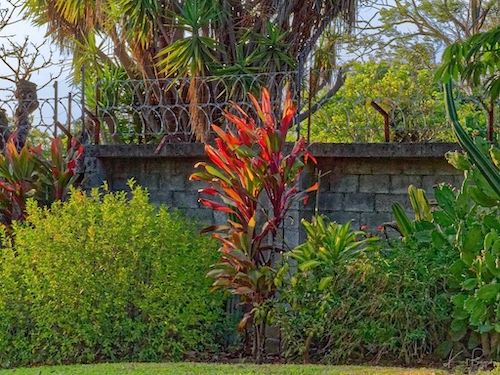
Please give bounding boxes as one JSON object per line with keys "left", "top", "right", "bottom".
{"left": 0, "top": 3, "right": 73, "bottom": 101}
{"left": 0, "top": 2, "right": 78, "bottom": 131}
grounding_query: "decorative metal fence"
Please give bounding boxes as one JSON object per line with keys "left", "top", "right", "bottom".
{"left": 0, "top": 70, "right": 497, "bottom": 148}
{"left": 89, "top": 71, "right": 299, "bottom": 144}
{"left": 0, "top": 89, "right": 83, "bottom": 147}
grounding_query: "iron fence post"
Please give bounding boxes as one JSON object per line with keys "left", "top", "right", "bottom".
{"left": 53, "top": 81, "right": 58, "bottom": 137}
{"left": 296, "top": 53, "right": 304, "bottom": 141}
{"left": 81, "top": 67, "right": 86, "bottom": 143}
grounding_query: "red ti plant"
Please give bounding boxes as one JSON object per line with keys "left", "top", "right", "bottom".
{"left": 0, "top": 136, "right": 83, "bottom": 228}
{"left": 47, "top": 137, "right": 84, "bottom": 201}
{"left": 190, "top": 88, "right": 317, "bottom": 360}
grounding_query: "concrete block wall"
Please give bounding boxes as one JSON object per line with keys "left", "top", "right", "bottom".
{"left": 84, "top": 144, "right": 221, "bottom": 226}
{"left": 84, "top": 143, "right": 464, "bottom": 248}
{"left": 299, "top": 143, "right": 464, "bottom": 239}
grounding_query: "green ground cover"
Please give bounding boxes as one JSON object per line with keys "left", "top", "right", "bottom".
{"left": 0, "top": 363, "right": 452, "bottom": 375}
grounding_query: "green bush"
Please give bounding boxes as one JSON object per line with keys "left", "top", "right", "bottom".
{"left": 276, "top": 219, "right": 457, "bottom": 365}
{"left": 0, "top": 183, "right": 229, "bottom": 367}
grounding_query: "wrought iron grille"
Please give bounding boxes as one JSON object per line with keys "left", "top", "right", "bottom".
{"left": 0, "top": 70, "right": 497, "bottom": 147}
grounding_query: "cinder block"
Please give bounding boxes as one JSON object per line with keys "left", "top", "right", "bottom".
{"left": 391, "top": 175, "right": 422, "bottom": 194}
{"left": 317, "top": 192, "right": 344, "bottom": 211}
{"left": 402, "top": 160, "right": 434, "bottom": 175}
{"left": 329, "top": 175, "right": 359, "bottom": 193}
{"left": 375, "top": 194, "right": 411, "bottom": 213}
{"left": 153, "top": 189, "right": 174, "bottom": 206}
{"left": 371, "top": 159, "right": 405, "bottom": 175}
{"left": 343, "top": 193, "right": 375, "bottom": 212}
{"left": 172, "top": 191, "right": 200, "bottom": 209}
{"left": 160, "top": 173, "right": 187, "bottom": 190}
{"left": 181, "top": 207, "right": 215, "bottom": 225}
{"left": 421, "top": 175, "right": 446, "bottom": 195}
{"left": 213, "top": 210, "right": 228, "bottom": 226}
{"left": 359, "top": 175, "right": 391, "bottom": 193}
{"left": 452, "top": 174, "right": 466, "bottom": 188}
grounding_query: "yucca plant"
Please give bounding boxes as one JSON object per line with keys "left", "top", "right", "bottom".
{"left": 190, "top": 88, "right": 317, "bottom": 361}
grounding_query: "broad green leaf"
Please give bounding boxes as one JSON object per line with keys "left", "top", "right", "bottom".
{"left": 462, "top": 278, "right": 478, "bottom": 290}
{"left": 468, "top": 185, "right": 499, "bottom": 207}
{"left": 298, "top": 260, "right": 322, "bottom": 271}
{"left": 318, "top": 276, "right": 333, "bottom": 291}
{"left": 451, "top": 318, "right": 468, "bottom": 332}
{"left": 469, "top": 300, "right": 487, "bottom": 326}
{"left": 446, "top": 151, "right": 471, "bottom": 170}
{"left": 476, "top": 283, "right": 500, "bottom": 301}
{"left": 450, "top": 261, "right": 467, "bottom": 279}
{"left": 434, "top": 184, "right": 456, "bottom": 217}
{"left": 461, "top": 225, "right": 484, "bottom": 254}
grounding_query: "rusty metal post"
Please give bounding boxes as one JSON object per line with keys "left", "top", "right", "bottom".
{"left": 81, "top": 67, "right": 86, "bottom": 143}
{"left": 94, "top": 79, "right": 100, "bottom": 145}
{"left": 307, "top": 67, "right": 313, "bottom": 143}
{"left": 296, "top": 53, "right": 304, "bottom": 141}
{"left": 371, "top": 101, "right": 390, "bottom": 142}
{"left": 488, "top": 98, "right": 494, "bottom": 142}
{"left": 66, "top": 93, "right": 73, "bottom": 148}
{"left": 53, "top": 81, "right": 58, "bottom": 137}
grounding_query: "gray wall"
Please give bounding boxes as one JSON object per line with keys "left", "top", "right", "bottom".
{"left": 84, "top": 143, "right": 464, "bottom": 247}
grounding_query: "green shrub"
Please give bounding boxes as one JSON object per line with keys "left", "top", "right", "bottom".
{"left": 276, "top": 218, "right": 457, "bottom": 365}
{"left": 0, "top": 183, "right": 229, "bottom": 367}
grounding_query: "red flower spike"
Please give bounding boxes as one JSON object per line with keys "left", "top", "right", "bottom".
{"left": 280, "top": 91, "right": 295, "bottom": 134}
{"left": 260, "top": 88, "right": 274, "bottom": 127}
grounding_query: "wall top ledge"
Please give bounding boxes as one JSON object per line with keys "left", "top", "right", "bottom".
{"left": 86, "top": 142, "right": 461, "bottom": 159}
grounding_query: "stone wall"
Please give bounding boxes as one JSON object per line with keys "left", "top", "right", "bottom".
{"left": 84, "top": 142, "right": 464, "bottom": 246}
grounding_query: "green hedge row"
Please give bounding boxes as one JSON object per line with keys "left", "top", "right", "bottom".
{"left": 0, "top": 184, "right": 229, "bottom": 367}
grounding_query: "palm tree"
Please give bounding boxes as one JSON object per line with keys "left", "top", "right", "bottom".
{"left": 22, "top": 0, "right": 358, "bottom": 142}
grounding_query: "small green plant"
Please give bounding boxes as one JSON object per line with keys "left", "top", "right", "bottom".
{"left": 276, "top": 216, "right": 455, "bottom": 364}
{"left": 191, "top": 88, "right": 317, "bottom": 361}
{"left": 391, "top": 179, "right": 500, "bottom": 358}
{"left": 275, "top": 216, "right": 377, "bottom": 363}
{"left": 0, "top": 183, "right": 227, "bottom": 366}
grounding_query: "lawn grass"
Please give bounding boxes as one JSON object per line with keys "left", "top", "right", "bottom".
{"left": 0, "top": 362, "right": 454, "bottom": 375}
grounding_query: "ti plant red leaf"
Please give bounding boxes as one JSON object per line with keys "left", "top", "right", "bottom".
{"left": 0, "top": 136, "right": 83, "bottom": 230}
{"left": 190, "top": 87, "right": 317, "bottom": 359}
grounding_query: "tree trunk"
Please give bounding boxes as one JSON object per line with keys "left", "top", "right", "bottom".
{"left": 14, "top": 79, "right": 39, "bottom": 150}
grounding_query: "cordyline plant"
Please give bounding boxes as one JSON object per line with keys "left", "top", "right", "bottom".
{"left": 0, "top": 135, "right": 83, "bottom": 228}
{"left": 190, "top": 88, "right": 317, "bottom": 361}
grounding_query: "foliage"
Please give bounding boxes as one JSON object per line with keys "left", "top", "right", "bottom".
{"left": 0, "top": 183, "right": 228, "bottom": 366}
{"left": 307, "top": 61, "right": 453, "bottom": 143}
{"left": 275, "top": 216, "right": 378, "bottom": 362}
{"left": 23, "top": 0, "right": 357, "bottom": 140}
{"left": 391, "top": 174, "right": 500, "bottom": 359}
{"left": 190, "top": 88, "right": 317, "bottom": 360}
{"left": 276, "top": 216, "right": 456, "bottom": 364}
{"left": 437, "top": 26, "right": 500, "bottom": 101}
{"left": 349, "top": 0, "right": 499, "bottom": 63}
{"left": 0, "top": 136, "right": 82, "bottom": 227}
{"left": 437, "top": 27, "right": 500, "bottom": 141}
{"left": 436, "top": 32, "right": 500, "bottom": 356}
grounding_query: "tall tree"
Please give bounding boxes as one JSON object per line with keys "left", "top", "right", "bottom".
{"left": 22, "top": 0, "right": 357, "bottom": 142}
{"left": 346, "top": 0, "right": 499, "bottom": 63}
